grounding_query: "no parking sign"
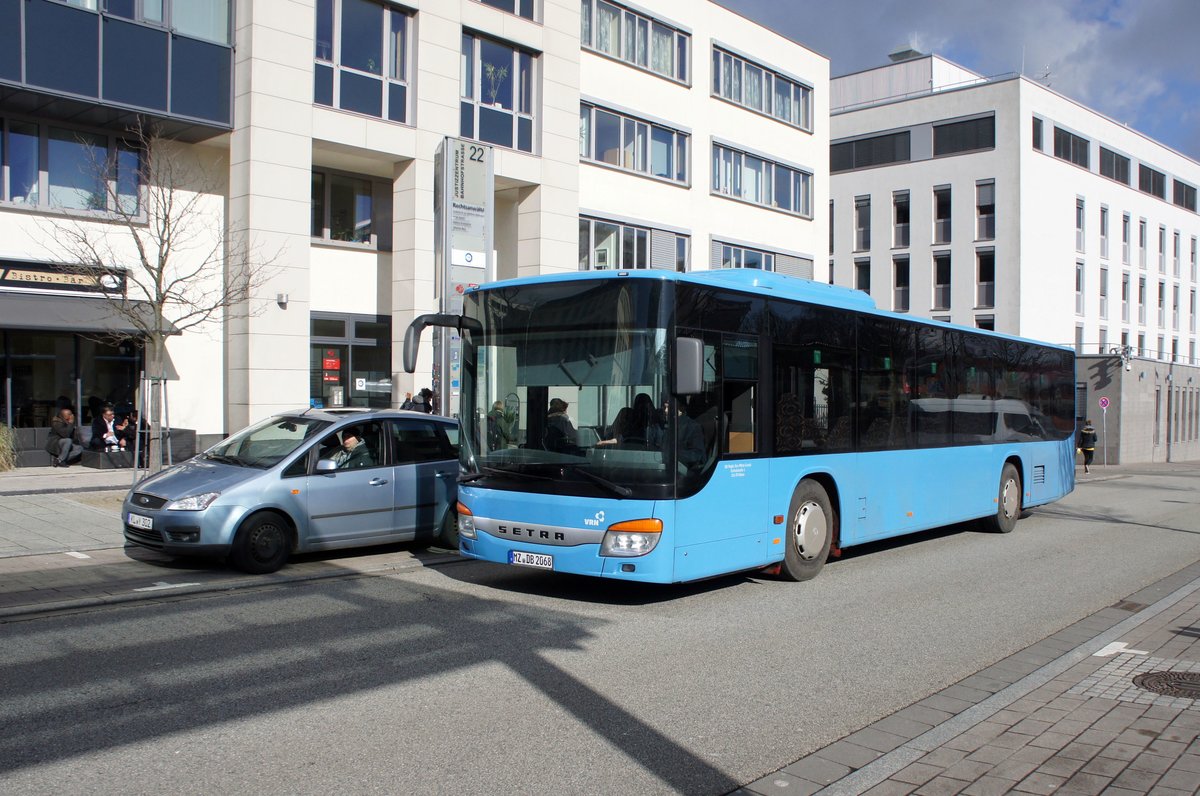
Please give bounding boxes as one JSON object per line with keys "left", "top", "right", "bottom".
{"left": 1097, "top": 397, "right": 1110, "bottom": 467}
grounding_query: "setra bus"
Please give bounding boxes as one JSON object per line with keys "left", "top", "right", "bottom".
{"left": 404, "top": 269, "right": 1075, "bottom": 583}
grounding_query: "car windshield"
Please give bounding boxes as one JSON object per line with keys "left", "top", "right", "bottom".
{"left": 205, "top": 415, "right": 331, "bottom": 469}
{"left": 459, "top": 278, "right": 681, "bottom": 498}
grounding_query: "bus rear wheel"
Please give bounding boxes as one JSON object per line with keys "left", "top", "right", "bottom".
{"left": 985, "top": 463, "right": 1022, "bottom": 534}
{"left": 781, "top": 480, "right": 834, "bottom": 582}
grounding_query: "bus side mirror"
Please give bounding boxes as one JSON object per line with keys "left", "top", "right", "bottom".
{"left": 675, "top": 337, "right": 703, "bottom": 395}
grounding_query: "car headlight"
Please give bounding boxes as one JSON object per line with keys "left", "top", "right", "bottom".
{"left": 167, "top": 492, "right": 221, "bottom": 511}
{"left": 600, "top": 518, "right": 662, "bottom": 557}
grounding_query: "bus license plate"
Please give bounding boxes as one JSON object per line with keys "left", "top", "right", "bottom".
{"left": 509, "top": 551, "right": 553, "bottom": 570}
{"left": 127, "top": 513, "right": 154, "bottom": 530}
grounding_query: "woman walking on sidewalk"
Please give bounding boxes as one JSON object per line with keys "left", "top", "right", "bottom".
{"left": 1078, "top": 418, "right": 1097, "bottom": 474}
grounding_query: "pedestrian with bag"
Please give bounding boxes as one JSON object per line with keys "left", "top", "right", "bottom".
{"left": 1078, "top": 419, "right": 1097, "bottom": 474}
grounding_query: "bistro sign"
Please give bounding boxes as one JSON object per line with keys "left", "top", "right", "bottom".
{"left": 0, "top": 259, "right": 126, "bottom": 294}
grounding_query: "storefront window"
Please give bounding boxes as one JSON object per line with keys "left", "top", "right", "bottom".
{"left": 9, "top": 333, "right": 76, "bottom": 427}
{"left": 80, "top": 339, "right": 140, "bottom": 423}
{"left": 310, "top": 313, "right": 392, "bottom": 409}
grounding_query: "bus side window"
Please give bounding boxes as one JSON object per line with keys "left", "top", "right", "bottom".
{"left": 722, "top": 336, "right": 758, "bottom": 455}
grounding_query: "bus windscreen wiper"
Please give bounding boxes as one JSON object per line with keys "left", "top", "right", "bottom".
{"left": 564, "top": 465, "right": 632, "bottom": 497}
{"left": 459, "top": 465, "right": 554, "bottom": 483}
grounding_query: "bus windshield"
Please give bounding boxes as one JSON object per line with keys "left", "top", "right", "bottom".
{"left": 460, "top": 278, "right": 680, "bottom": 498}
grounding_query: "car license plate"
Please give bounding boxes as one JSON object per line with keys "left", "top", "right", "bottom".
{"left": 127, "top": 513, "right": 154, "bottom": 530}
{"left": 509, "top": 550, "right": 553, "bottom": 570}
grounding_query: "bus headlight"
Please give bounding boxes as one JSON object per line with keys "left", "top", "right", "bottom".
{"left": 600, "top": 518, "right": 662, "bottom": 557}
{"left": 457, "top": 502, "right": 477, "bottom": 539}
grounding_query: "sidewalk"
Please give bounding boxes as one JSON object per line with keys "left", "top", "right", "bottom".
{"left": 739, "top": 560, "right": 1200, "bottom": 796}
{"left": 0, "top": 466, "right": 133, "bottom": 558}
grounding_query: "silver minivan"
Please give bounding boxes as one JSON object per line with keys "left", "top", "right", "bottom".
{"left": 122, "top": 409, "right": 459, "bottom": 573}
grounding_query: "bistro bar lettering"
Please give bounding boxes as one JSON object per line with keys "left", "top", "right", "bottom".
{"left": 0, "top": 260, "right": 125, "bottom": 294}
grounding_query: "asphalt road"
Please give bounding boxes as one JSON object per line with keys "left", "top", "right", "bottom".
{"left": 1, "top": 467, "right": 1198, "bottom": 795}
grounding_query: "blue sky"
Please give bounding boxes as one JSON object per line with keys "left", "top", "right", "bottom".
{"left": 715, "top": 0, "right": 1200, "bottom": 162}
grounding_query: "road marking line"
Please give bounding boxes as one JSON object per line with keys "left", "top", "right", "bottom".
{"left": 64, "top": 552, "right": 91, "bottom": 559}
{"left": 133, "top": 581, "right": 202, "bottom": 592}
{"left": 1093, "top": 641, "right": 1149, "bottom": 657}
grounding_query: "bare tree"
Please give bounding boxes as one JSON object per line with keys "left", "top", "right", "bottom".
{"left": 42, "top": 119, "right": 278, "bottom": 472}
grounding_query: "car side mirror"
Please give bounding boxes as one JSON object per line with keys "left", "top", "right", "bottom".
{"left": 315, "top": 458, "right": 338, "bottom": 473}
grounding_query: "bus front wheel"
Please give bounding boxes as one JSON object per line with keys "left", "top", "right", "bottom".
{"left": 985, "top": 463, "right": 1022, "bottom": 534}
{"left": 781, "top": 480, "right": 834, "bottom": 582}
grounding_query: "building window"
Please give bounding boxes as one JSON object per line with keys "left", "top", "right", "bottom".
{"left": 893, "top": 191, "right": 910, "bottom": 248}
{"left": 720, "top": 243, "right": 774, "bottom": 271}
{"left": 976, "top": 181, "right": 994, "bottom": 240}
{"left": 310, "top": 312, "right": 393, "bottom": 409}
{"left": 577, "top": 216, "right": 688, "bottom": 271}
{"left": 711, "top": 47, "right": 812, "bottom": 130}
{"left": 1121, "top": 272, "right": 1130, "bottom": 322}
{"left": 1053, "top": 127, "right": 1089, "bottom": 168}
{"left": 933, "top": 187, "right": 951, "bottom": 244}
{"left": 978, "top": 316, "right": 995, "bottom": 332}
{"left": 1192, "top": 237, "right": 1198, "bottom": 281}
{"left": 1139, "top": 164, "right": 1166, "bottom": 199}
{"left": 579, "top": 103, "right": 687, "bottom": 183}
{"left": 1032, "top": 117, "right": 1043, "bottom": 151}
{"left": 1075, "top": 198, "right": 1085, "bottom": 252}
{"left": 853, "top": 196, "right": 870, "bottom": 251}
{"left": 311, "top": 169, "right": 385, "bottom": 246}
{"left": 314, "top": 0, "right": 411, "bottom": 123}
{"left": 1099, "top": 206, "right": 1109, "bottom": 259}
{"left": 1191, "top": 289, "right": 1196, "bottom": 333}
{"left": 1158, "top": 280, "right": 1166, "bottom": 327}
{"left": 711, "top": 143, "right": 812, "bottom": 216}
{"left": 1173, "top": 179, "right": 1197, "bottom": 211}
{"left": 1174, "top": 231, "right": 1181, "bottom": 276}
{"left": 479, "top": 0, "right": 534, "bottom": 20}
{"left": 1157, "top": 335, "right": 1165, "bottom": 360}
{"left": 1122, "top": 213, "right": 1131, "bottom": 264}
{"left": 977, "top": 250, "right": 994, "bottom": 308}
{"left": 581, "top": 0, "right": 689, "bottom": 82}
{"left": 854, "top": 258, "right": 870, "bottom": 293}
{"left": 1075, "top": 261, "right": 1084, "bottom": 315}
{"left": 1138, "top": 332, "right": 1146, "bottom": 357}
{"left": 1099, "top": 266, "right": 1108, "bottom": 319}
{"left": 1173, "top": 285, "right": 1180, "bottom": 330}
{"left": 830, "top": 131, "right": 910, "bottom": 172}
{"left": 460, "top": 32, "right": 537, "bottom": 153}
{"left": 1098, "top": 327, "right": 1107, "bottom": 354}
{"left": 1159, "top": 225, "right": 1167, "bottom": 273}
{"left": 0, "top": 119, "right": 142, "bottom": 215}
{"left": 933, "top": 116, "right": 995, "bottom": 156}
{"left": 893, "top": 257, "right": 909, "bottom": 312}
{"left": 102, "top": 0, "right": 231, "bottom": 44}
{"left": 1139, "top": 219, "right": 1147, "bottom": 268}
{"left": 829, "top": 200, "right": 834, "bottom": 254}
{"left": 933, "top": 253, "right": 951, "bottom": 310}
{"left": 1099, "top": 147, "right": 1130, "bottom": 184}
{"left": 1138, "top": 276, "right": 1146, "bottom": 325}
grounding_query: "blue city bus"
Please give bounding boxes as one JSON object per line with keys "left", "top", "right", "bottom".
{"left": 405, "top": 269, "right": 1075, "bottom": 583}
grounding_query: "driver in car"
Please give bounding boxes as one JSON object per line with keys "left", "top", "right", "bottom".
{"left": 333, "top": 427, "right": 373, "bottom": 469}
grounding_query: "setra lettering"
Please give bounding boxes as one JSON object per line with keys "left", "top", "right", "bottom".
{"left": 497, "top": 524, "right": 566, "bottom": 541}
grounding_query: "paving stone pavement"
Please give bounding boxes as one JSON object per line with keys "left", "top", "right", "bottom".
{"left": 0, "top": 492, "right": 126, "bottom": 557}
{"left": 737, "top": 561, "right": 1200, "bottom": 796}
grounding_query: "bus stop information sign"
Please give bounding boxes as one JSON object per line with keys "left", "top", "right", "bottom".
{"left": 433, "top": 137, "right": 494, "bottom": 415}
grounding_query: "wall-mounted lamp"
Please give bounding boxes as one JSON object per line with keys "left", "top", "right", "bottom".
{"left": 276, "top": 292, "right": 289, "bottom": 309}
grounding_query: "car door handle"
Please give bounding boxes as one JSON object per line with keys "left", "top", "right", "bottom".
{"left": 435, "top": 471, "right": 454, "bottom": 478}
{"left": 369, "top": 477, "right": 389, "bottom": 486}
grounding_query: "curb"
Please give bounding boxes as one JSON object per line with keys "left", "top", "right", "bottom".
{"left": 0, "top": 485, "right": 133, "bottom": 497}
{"left": 0, "top": 548, "right": 463, "bottom": 621}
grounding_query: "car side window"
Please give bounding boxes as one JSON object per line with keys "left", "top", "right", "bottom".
{"left": 389, "top": 420, "right": 454, "bottom": 465}
{"left": 315, "top": 421, "right": 389, "bottom": 471}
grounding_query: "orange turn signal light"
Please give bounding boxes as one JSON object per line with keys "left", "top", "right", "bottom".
{"left": 607, "top": 518, "right": 662, "bottom": 534}
{"left": 456, "top": 501, "right": 472, "bottom": 516}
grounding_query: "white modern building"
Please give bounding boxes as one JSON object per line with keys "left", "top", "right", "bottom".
{"left": 0, "top": 0, "right": 827, "bottom": 454}
{"left": 829, "top": 52, "right": 1200, "bottom": 462}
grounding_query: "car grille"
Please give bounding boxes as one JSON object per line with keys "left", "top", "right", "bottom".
{"left": 124, "top": 525, "right": 165, "bottom": 549}
{"left": 131, "top": 493, "right": 168, "bottom": 510}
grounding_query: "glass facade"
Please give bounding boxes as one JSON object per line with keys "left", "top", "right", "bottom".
{"left": 2, "top": 332, "right": 140, "bottom": 428}
{"left": 309, "top": 313, "right": 392, "bottom": 409}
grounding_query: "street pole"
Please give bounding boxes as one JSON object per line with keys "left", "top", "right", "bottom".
{"left": 1102, "top": 408, "right": 1107, "bottom": 467}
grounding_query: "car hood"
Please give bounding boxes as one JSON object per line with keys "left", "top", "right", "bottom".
{"left": 133, "top": 457, "right": 265, "bottom": 500}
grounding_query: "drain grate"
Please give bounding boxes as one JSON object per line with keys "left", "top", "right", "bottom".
{"left": 1132, "top": 671, "right": 1200, "bottom": 699}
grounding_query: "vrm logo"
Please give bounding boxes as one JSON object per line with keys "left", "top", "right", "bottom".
{"left": 583, "top": 510, "right": 605, "bottom": 527}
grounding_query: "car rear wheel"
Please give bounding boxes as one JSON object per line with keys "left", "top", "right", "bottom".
{"left": 229, "top": 512, "right": 291, "bottom": 574}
